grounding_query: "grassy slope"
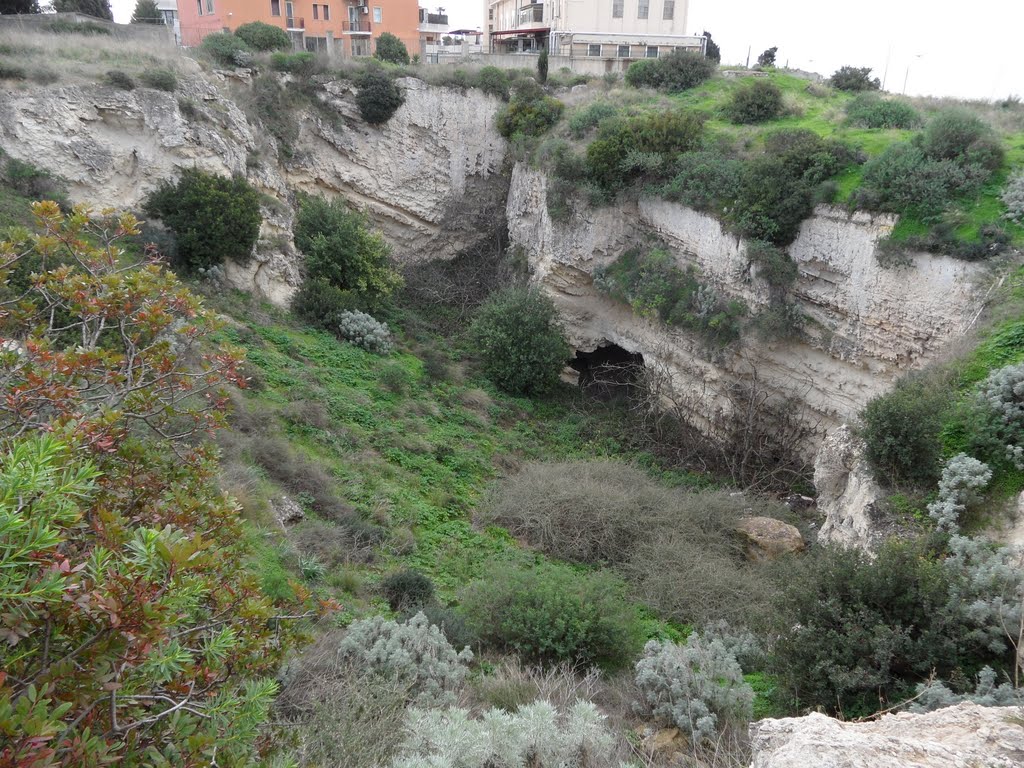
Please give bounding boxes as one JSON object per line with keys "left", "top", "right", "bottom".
{"left": 566, "top": 70, "right": 1024, "bottom": 246}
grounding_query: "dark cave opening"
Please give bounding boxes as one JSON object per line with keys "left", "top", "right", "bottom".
{"left": 570, "top": 343, "right": 645, "bottom": 400}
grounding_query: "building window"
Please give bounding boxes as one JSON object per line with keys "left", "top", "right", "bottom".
{"left": 663, "top": 0, "right": 674, "bottom": 20}
{"left": 271, "top": 0, "right": 280, "bottom": 15}
{"left": 588, "top": 43, "right": 602, "bottom": 57}
{"left": 312, "top": 4, "right": 318, "bottom": 19}
{"left": 195, "top": 0, "right": 202, "bottom": 15}
{"left": 373, "top": 6, "right": 382, "bottom": 22}
{"left": 638, "top": 0, "right": 649, "bottom": 19}
{"left": 205, "top": 0, "right": 214, "bottom": 13}
{"left": 322, "top": 4, "right": 329, "bottom": 20}
{"left": 617, "top": 44, "right": 630, "bottom": 57}
{"left": 646, "top": 46, "right": 659, "bottom": 58}
{"left": 488, "top": 8, "right": 493, "bottom": 19}
{"left": 612, "top": 0, "right": 623, "bottom": 19}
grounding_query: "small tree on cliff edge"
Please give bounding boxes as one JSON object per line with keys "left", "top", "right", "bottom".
{"left": 538, "top": 47, "right": 549, "bottom": 84}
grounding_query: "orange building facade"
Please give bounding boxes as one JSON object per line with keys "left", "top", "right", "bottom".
{"left": 178, "top": 0, "right": 421, "bottom": 59}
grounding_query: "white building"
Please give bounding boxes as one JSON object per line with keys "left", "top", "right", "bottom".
{"left": 484, "top": 0, "right": 703, "bottom": 59}
{"left": 156, "top": 0, "right": 181, "bottom": 45}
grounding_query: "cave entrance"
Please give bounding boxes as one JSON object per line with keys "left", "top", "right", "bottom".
{"left": 570, "top": 343, "right": 645, "bottom": 401}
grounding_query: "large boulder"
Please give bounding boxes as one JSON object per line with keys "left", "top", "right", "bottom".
{"left": 735, "top": 517, "right": 805, "bottom": 562}
{"left": 813, "top": 424, "right": 886, "bottom": 551}
{"left": 749, "top": 703, "right": 1024, "bottom": 768}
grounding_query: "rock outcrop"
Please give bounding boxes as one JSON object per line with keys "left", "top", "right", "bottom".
{"left": 508, "top": 164, "right": 989, "bottom": 448}
{"left": 0, "top": 72, "right": 506, "bottom": 302}
{"left": 749, "top": 703, "right": 1024, "bottom": 767}
{"left": 813, "top": 424, "right": 887, "bottom": 550}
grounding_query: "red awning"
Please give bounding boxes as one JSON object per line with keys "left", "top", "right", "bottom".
{"left": 489, "top": 27, "right": 549, "bottom": 36}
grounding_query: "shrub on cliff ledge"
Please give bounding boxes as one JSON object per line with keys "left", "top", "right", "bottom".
{"left": 356, "top": 67, "right": 405, "bottom": 124}
{"left": 144, "top": 168, "right": 261, "bottom": 272}
{"left": 471, "top": 286, "right": 568, "bottom": 396}
{"left": 375, "top": 32, "right": 410, "bottom": 65}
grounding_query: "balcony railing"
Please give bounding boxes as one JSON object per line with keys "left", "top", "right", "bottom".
{"left": 286, "top": 16, "right": 304, "bottom": 29}
{"left": 343, "top": 20, "right": 371, "bottom": 32}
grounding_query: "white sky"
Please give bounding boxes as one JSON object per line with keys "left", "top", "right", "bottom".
{"left": 110, "top": 0, "right": 1023, "bottom": 100}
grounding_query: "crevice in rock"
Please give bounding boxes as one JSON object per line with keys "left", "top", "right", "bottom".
{"left": 570, "top": 342, "right": 644, "bottom": 401}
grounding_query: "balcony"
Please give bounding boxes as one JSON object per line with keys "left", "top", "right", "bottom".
{"left": 518, "top": 3, "right": 543, "bottom": 25}
{"left": 286, "top": 16, "right": 304, "bottom": 30}
{"left": 343, "top": 20, "right": 372, "bottom": 34}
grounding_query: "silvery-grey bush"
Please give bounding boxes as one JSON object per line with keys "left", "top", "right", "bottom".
{"left": 337, "top": 310, "right": 394, "bottom": 355}
{"left": 927, "top": 453, "right": 992, "bottom": 532}
{"left": 1002, "top": 171, "right": 1024, "bottom": 223}
{"left": 390, "top": 700, "right": 617, "bottom": 768}
{"left": 634, "top": 634, "right": 752, "bottom": 745}
{"left": 339, "top": 612, "right": 472, "bottom": 706}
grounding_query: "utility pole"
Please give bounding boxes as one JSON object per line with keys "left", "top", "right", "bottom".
{"left": 903, "top": 53, "right": 923, "bottom": 95}
{"left": 745, "top": 45, "right": 750, "bottom": 68}
{"left": 881, "top": 44, "right": 891, "bottom": 91}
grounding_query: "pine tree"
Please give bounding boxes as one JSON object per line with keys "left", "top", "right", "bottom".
{"left": 702, "top": 30, "right": 721, "bottom": 63}
{"left": 131, "top": 0, "right": 163, "bottom": 24}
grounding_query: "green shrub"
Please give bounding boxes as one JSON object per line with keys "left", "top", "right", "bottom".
{"left": 860, "top": 373, "right": 950, "bottom": 487}
{"left": 845, "top": 93, "right": 920, "bottom": 129}
{"left": 375, "top": 31, "right": 410, "bottom": 65}
{"left": 0, "top": 60, "right": 26, "bottom": 80}
{"left": 45, "top": 18, "right": 111, "bottom": 35}
{"left": 725, "top": 79, "right": 784, "bottom": 123}
{"left": 567, "top": 101, "right": 617, "bottom": 139}
{"left": 138, "top": 68, "right": 177, "bottom": 92}
{"left": 828, "top": 65, "right": 880, "bottom": 92}
{"left": 476, "top": 65, "right": 510, "bottom": 100}
{"left": 201, "top": 32, "right": 251, "bottom": 67}
{"left": 747, "top": 239, "right": 797, "bottom": 292}
{"left": 919, "top": 110, "right": 1004, "bottom": 171}
{"left": 660, "top": 149, "right": 744, "bottom": 211}
{"left": 234, "top": 20, "right": 292, "bottom": 51}
{"left": 4, "top": 158, "right": 68, "bottom": 207}
{"left": 380, "top": 569, "right": 435, "bottom": 612}
{"left": 269, "top": 51, "right": 319, "bottom": 76}
{"left": 624, "top": 58, "right": 662, "bottom": 89}
{"left": 497, "top": 87, "right": 565, "bottom": 138}
{"left": 104, "top": 69, "right": 135, "bottom": 90}
{"left": 461, "top": 562, "right": 643, "bottom": 669}
{"left": 470, "top": 286, "right": 568, "bottom": 396}
{"left": 355, "top": 67, "right": 405, "bottom": 124}
{"left": 626, "top": 49, "right": 715, "bottom": 92}
{"left": 294, "top": 194, "right": 402, "bottom": 301}
{"left": 636, "top": 636, "right": 753, "bottom": 745}
{"left": 595, "top": 248, "right": 745, "bottom": 346}
{"left": 144, "top": 168, "right": 261, "bottom": 272}
{"left": 537, "top": 47, "right": 548, "bottom": 84}
{"left": 769, "top": 538, "right": 984, "bottom": 716}
{"left": 250, "top": 74, "right": 300, "bottom": 156}
{"left": 855, "top": 143, "right": 974, "bottom": 217}
{"left": 733, "top": 129, "right": 857, "bottom": 244}
{"left": 1002, "top": 170, "right": 1024, "bottom": 223}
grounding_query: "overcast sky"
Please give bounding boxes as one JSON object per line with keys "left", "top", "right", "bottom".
{"left": 110, "top": 0, "right": 1022, "bottom": 100}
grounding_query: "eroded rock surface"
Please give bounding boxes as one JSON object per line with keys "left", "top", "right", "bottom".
{"left": 508, "top": 165, "right": 988, "bottom": 448}
{"left": 813, "top": 425, "right": 887, "bottom": 551}
{"left": 749, "top": 703, "right": 1024, "bottom": 768}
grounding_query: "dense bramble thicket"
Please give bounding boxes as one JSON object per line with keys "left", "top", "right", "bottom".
{"left": 0, "top": 204, "right": 308, "bottom": 765}
{"left": 144, "top": 168, "right": 261, "bottom": 272}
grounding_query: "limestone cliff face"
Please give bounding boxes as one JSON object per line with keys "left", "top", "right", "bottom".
{"left": 508, "top": 164, "right": 989, "bottom": 443}
{"left": 0, "top": 71, "right": 506, "bottom": 303}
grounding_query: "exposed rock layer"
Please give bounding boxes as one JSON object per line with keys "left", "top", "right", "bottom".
{"left": 507, "top": 164, "right": 989, "bottom": 445}
{"left": 749, "top": 703, "right": 1024, "bottom": 768}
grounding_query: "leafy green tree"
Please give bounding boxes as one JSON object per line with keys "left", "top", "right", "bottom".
{"left": 144, "top": 168, "right": 262, "bottom": 272}
{"left": 234, "top": 20, "right": 292, "bottom": 51}
{"left": 829, "top": 65, "right": 880, "bottom": 92}
{"left": 375, "top": 31, "right": 410, "bottom": 64}
{"left": 130, "top": 0, "right": 162, "bottom": 23}
{"left": 53, "top": 0, "right": 113, "bottom": 20}
{"left": 471, "top": 286, "right": 568, "bottom": 395}
{"left": 294, "top": 194, "right": 402, "bottom": 303}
